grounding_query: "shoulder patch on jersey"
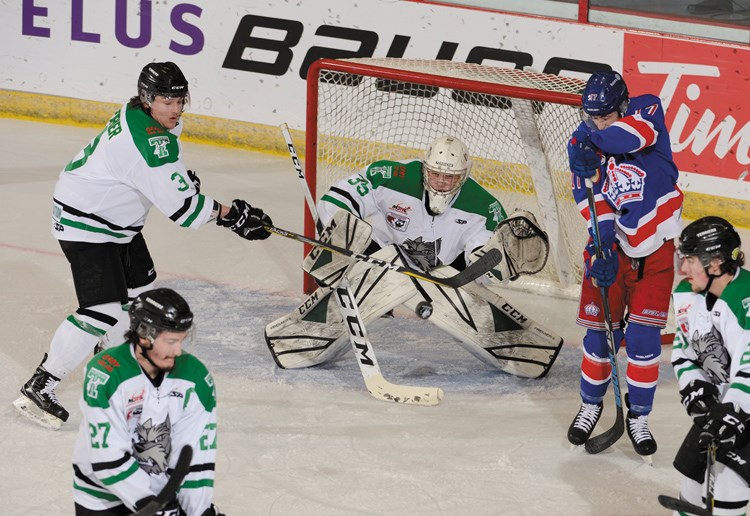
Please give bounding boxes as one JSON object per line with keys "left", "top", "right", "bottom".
{"left": 125, "top": 104, "right": 180, "bottom": 168}
{"left": 365, "top": 159, "right": 423, "bottom": 199}
{"left": 722, "top": 269, "right": 750, "bottom": 330}
{"left": 83, "top": 344, "right": 141, "bottom": 408}
{"left": 451, "top": 179, "right": 507, "bottom": 231}
{"left": 169, "top": 353, "right": 216, "bottom": 412}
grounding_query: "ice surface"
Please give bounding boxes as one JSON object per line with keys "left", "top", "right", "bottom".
{"left": 0, "top": 118, "right": 724, "bottom": 515}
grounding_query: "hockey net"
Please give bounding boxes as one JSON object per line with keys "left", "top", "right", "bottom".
{"left": 304, "top": 57, "right": 588, "bottom": 297}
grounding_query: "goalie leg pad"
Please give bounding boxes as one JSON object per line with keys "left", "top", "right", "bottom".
{"left": 402, "top": 267, "right": 563, "bottom": 378}
{"left": 302, "top": 209, "right": 373, "bottom": 287}
{"left": 266, "top": 247, "right": 418, "bottom": 369}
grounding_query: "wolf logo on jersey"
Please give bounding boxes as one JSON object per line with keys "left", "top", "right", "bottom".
{"left": 402, "top": 236, "right": 440, "bottom": 271}
{"left": 691, "top": 325, "right": 729, "bottom": 383}
{"left": 134, "top": 414, "right": 172, "bottom": 475}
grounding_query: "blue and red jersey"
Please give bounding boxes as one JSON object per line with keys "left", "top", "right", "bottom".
{"left": 572, "top": 94, "right": 683, "bottom": 258}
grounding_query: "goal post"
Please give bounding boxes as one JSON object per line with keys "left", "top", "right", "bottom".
{"left": 303, "top": 57, "right": 588, "bottom": 296}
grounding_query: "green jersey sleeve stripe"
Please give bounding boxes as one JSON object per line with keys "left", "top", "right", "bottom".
{"left": 60, "top": 218, "right": 128, "bottom": 238}
{"left": 320, "top": 195, "right": 352, "bottom": 214}
{"left": 101, "top": 460, "right": 140, "bottom": 486}
{"left": 73, "top": 482, "right": 121, "bottom": 502}
{"left": 180, "top": 194, "right": 206, "bottom": 228}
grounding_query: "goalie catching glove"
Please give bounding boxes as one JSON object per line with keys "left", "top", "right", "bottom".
{"left": 217, "top": 199, "right": 272, "bottom": 240}
{"left": 470, "top": 209, "right": 549, "bottom": 282}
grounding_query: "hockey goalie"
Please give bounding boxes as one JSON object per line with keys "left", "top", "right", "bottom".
{"left": 265, "top": 136, "right": 563, "bottom": 379}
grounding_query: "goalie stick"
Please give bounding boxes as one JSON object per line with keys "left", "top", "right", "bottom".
{"left": 335, "top": 272, "right": 443, "bottom": 406}
{"left": 132, "top": 445, "right": 193, "bottom": 516}
{"left": 279, "top": 123, "right": 325, "bottom": 236}
{"left": 265, "top": 223, "right": 501, "bottom": 289}
{"left": 657, "top": 442, "right": 717, "bottom": 516}
{"left": 277, "top": 124, "right": 448, "bottom": 405}
{"left": 582, "top": 178, "right": 625, "bottom": 455}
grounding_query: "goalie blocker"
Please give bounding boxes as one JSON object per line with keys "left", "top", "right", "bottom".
{"left": 265, "top": 210, "right": 562, "bottom": 379}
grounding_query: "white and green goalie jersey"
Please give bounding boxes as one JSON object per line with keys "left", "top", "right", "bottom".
{"left": 52, "top": 103, "right": 215, "bottom": 244}
{"left": 72, "top": 343, "right": 217, "bottom": 514}
{"left": 671, "top": 268, "right": 750, "bottom": 413}
{"left": 317, "top": 159, "right": 507, "bottom": 271}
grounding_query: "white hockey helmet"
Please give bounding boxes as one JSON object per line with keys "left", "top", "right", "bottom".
{"left": 422, "top": 136, "right": 473, "bottom": 214}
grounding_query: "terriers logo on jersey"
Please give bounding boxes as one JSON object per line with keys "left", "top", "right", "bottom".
{"left": 489, "top": 201, "right": 504, "bottom": 224}
{"left": 369, "top": 166, "right": 391, "bottom": 179}
{"left": 386, "top": 210, "right": 410, "bottom": 232}
{"left": 402, "top": 236, "right": 440, "bottom": 271}
{"left": 602, "top": 157, "right": 646, "bottom": 209}
{"left": 148, "top": 136, "right": 171, "bottom": 158}
{"left": 85, "top": 368, "right": 110, "bottom": 400}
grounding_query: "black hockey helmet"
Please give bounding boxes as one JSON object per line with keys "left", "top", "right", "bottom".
{"left": 128, "top": 288, "right": 194, "bottom": 344}
{"left": 137, "top": 61, "right": 189, "bottom": 105}
{"left": 582, "top": 71, "right": 629, "bottom": 117}
{"left": 678, "top": 216, "right": 742, "bottom": 274}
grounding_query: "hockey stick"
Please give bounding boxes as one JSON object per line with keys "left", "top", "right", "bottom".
{"left": 582, "top": 178, "right": 625, "bottom": 454}
{"left": 279, "top": 123, "right": 325, "bottom": 236}
{"left": 265, "top": 223, "right": 501, "bottom": 289}
{"left": 657, "top": 442, "right": 716, "bottom": 516}
{"left": 132, "top": 445, "right": 193, "bottom": 516}
{"left": 335, "top": 271, "right": 443, "bottom": 406}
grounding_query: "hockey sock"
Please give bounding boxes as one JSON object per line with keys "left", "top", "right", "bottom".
{"left": 580, "top": 328, "right": 624, "bottom": 404}
{"left": 100, "top": 282, "right": 155, "bottom": 349}
{"left": 45, "top": 302, "right": 122, "bottom": 379}
{"left": 624, "top": 322, "right": 661, "bottom": 415}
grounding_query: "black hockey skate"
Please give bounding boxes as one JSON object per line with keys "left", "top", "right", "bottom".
{"left": 13, "top": 353, "right": 69, "bottom": 430}
{"left": 626, "top": 412, "right": 657, "bottom": 456}
{"left": 567, "top": 402, "right": 603, "bottom": 446}
{"left": 625, "top": 394, "right": 657, "bottom": 460}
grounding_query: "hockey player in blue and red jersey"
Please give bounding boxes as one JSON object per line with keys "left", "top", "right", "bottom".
{"left": 565, "top": 71, "right": 683, "bottom": 459}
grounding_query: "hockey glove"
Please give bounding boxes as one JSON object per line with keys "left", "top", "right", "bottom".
{"left": 680, "top": 380, "right": 720, "bottom": 424}
{"left": 585, "top": 244, "right": 619, "bottom": 288}
{"left": 698, "top": 403, "right": 747, "bottom": 457}
{"left": 567, "top": 130, "right": 601, "bottom": 179}
{"left": 187, "top": 169, "right": 200, "bottom": 193}
{"left": 217, "top": 199, "right": 272, "bottom": 240}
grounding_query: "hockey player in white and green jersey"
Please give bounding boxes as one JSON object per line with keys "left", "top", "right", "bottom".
{"left": 14, "top": 61, "right": 272, "bottom": 430}
{"left": 669, "top": 216, "right": 750, "bottom": 514}
{"left": 73, "top": 288, "right": 222, "bottom": 516}
{"left": 265, "top": 137, "right": 563, "bottom": 379}
{"left": 317, "top": 136, "right": 506, "bottom": 270}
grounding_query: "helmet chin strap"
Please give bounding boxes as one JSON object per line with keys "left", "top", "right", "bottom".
{"left": 136, "top": 339, "right": 166, "bottom": 374}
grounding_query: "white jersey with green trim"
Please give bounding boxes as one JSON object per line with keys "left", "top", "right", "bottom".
{"left": 52, "top": 103, "right": 214, "bottom": 244}
{"left": 317, "top": 159, "right": 507, "bottom": 271}
{"left": 671, "top": 268, "right": 750, "bottom": 413}
{"left": 72, "top": 343, "right": 217, "bottom": 515}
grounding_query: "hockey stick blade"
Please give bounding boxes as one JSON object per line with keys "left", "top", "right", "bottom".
{"left": 132, "top": 445, "right": 193, "bottom": 516}
{"left": 657, "top": 494, "right": 711, "bottom": 516}
{"left": 584, "top": 405, "right": 624, "bottom": 454}
{"left": 365, "top": 373, "right": 443, "bottom": 406}
{"left": 266, "top": 224, "right": 500, "bottom": 288}
{"left": 336, "top": 276, "right": 443, "bottom": 407}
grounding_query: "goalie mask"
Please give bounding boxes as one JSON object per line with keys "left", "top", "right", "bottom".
{"left": 422, "top": 136, "right": 473, "bottom": 215}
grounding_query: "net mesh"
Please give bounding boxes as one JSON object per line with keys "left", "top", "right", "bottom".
{"left": 310, "top": 58, "right": 588, "bottom": 294}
